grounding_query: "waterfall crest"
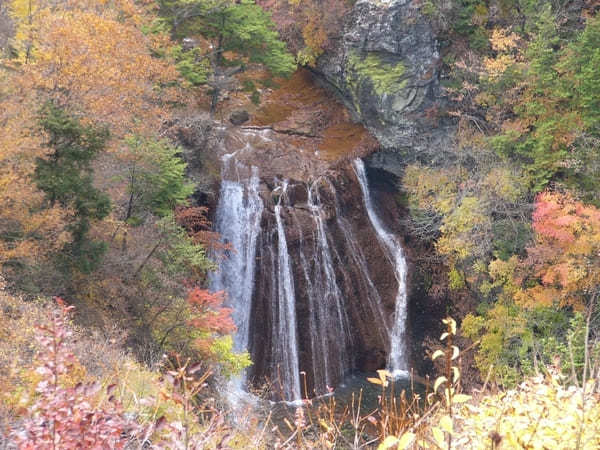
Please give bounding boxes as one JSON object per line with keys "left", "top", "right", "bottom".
{"left": 353, "top": 159, "right": 409, "bottom": 377}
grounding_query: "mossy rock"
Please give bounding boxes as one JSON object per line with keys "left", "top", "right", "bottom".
{"left": 347, "top": 51, "right": 407, "bottom": 97}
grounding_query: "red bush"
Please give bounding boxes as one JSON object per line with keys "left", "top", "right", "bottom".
{"left": 13, "top": 299, "right": 145, "bottom": 449}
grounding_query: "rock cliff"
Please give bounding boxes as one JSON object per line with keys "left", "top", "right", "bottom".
{"left": 314, "top": 0, "right": 455, "bottom": 173}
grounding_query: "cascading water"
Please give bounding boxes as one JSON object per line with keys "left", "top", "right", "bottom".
{"left": 211, "top": 140, "right": 410, "bottom": 401}
{"left": 290, "top": 210, "right": 328, "bottom": 390}
{"left": 301, "top": 181, "right": 350, "bottom": 394}
{"left": 353, "top": 159, "right": 409, "bottom": 377}
{"left": 272, "top": 181, "right": 302, "bottom": 402}
{"left": 326, "top": 179, "right": 391, "bottom": 345}
{"left": 209, "top": 162, "right": 263, "bottom": 395}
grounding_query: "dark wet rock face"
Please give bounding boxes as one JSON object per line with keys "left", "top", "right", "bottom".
{"left": 229, "top": 110, "right": 250, "bottom": 125}
{"left": 248, "top": 169, "right": 404, "bottom": 397}
{"left": 315, "top": 0, "right": 454, "bottom": 163}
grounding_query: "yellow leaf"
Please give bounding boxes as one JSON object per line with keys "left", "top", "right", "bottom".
{"left": 397, "top": 431, "right": 416, "bottom": 449}
{"left": 432, "top": 350, "right": 445, "bottom": 361}
{"left": 434, "top": 376, "right": 447, "bottom": 393}
{"left": 453, "top": 394, "right": 471, "bottom": 403}
{"left": 368, "top": 377, "right": 383, "bottom": 385}
{"left": 377, "top": 436, "right": 399, "bottom": 450}
{"left": 440, "top": 415, "right": 453, "bottom": 433}
{"left": 432, "top": 427, "right": 445, "bottom": 447}
{"left": 440, "top": 332, "right": 449, "bottom": 341}
{"left": 377, "top": 369, "right": 391, "bottom": 381}
{"left": 319, "top": 419, "right": 331, "bottom": 432}
{"left": 442, "top": 317, "right": 457, "bottom": 335}
{"left": 452, "top": 366, "right": 460, "bottom": 383}
{"left": 451, "top": 345, "right": 460, "bottom": 360}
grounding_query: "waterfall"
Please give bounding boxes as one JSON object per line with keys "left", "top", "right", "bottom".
{"left": 273, "top": 181, "right": 302, "bottom": 401}
{"left": 211, "top": 148, "right": 410, "bottom": 400}
{"left": 303, "top": 181, "right": 350, "bottom": 394}
{"left": 209, "top": 165, "right": 263, "bottom": 393}
{"left": 353, "top": 159, "right": 409, "bottom": 377}
{"left": 290, "top": 209, "right": 332, "bottom": 394}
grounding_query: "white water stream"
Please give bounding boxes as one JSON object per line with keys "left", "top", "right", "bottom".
{"left": 209, "top": 163, "right": 264, "bottom": 398}
{"left": 304, "top": 182, "right": 350, "bottom": 393}
{"left": 273, "top": 181, "right": 302, "bottom": 401}
{"left": 353, "top": 159, "right": 409, "bottom": 377}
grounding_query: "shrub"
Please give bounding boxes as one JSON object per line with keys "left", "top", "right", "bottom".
{"left": 12, "top": 299, "right": 144, "bottom": 448}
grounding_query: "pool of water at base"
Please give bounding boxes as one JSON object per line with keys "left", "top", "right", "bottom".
{"left": 235, "top": 371, "right": 424, "bottom": 447}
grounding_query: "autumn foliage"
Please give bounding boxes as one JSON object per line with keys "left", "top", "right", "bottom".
{"left": 9, "top": 0, "right": 180, "bottom": 136}
{"left": 0, "top": 0, "right": 183, "bottom": 268}
{"left": 13, "top": 299, "right": 143, "bottom": 449}
{"left": 175, "top": 206, "right": 231, "bottom": 255}
{"left": 186, "top": 287, "right": 236, "bottom": 354}
{"left": 516, "top": 192, "right": 600, "bottom": 309}
{"left": 2, "top": 293, "right": 251, "bottom": 448}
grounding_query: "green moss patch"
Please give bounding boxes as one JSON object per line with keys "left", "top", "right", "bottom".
{"left": 347, "top": 51, "right": 407, "bottom": 96}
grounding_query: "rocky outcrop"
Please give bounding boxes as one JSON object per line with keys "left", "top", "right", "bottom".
{"left": 173, "top": 70, "right": 379, "bottom": 184}
{"left": 229, "top": 109, "right": 250, "bottom": 125}
{"left": 315, "top": 0, "right": 454, "bottom": 162}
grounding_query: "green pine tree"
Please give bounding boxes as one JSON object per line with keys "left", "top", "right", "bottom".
{"left": 35, "top": 103, "right": 111, "bottom": 273}
{"left": 160, "top": 0, "right": 296, "bottom": 110}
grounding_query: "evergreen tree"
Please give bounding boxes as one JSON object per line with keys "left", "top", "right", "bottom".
{"left": 35, "top": 104, "right": 111, "bottom": 273}
{"left": 489, "top": 12, "right": 600, "bottom": 195}
{"left": 559, "top": 16, "right": 600, "bottom": 201}
{"left": 160, "top": 0, "right": 296, "bottom": 111}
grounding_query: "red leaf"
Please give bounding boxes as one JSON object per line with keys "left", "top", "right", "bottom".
{"left": 106, "top": 384, "right": 117, "bottom": 396}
